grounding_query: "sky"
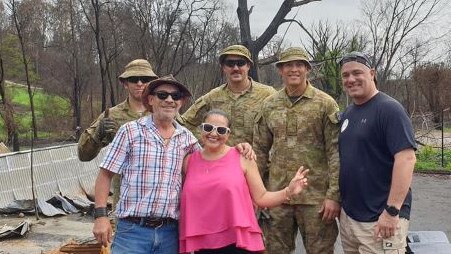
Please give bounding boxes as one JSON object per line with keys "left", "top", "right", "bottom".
{"left": 226, "top": 0, "right": 362, "bottom": 46}
{"left": 225, "top": 0, "right": 451, "bottom": 58}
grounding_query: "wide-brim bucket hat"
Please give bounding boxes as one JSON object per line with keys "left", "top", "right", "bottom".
{"left": 119, "top": 59, "right": 158, "bottom": 79}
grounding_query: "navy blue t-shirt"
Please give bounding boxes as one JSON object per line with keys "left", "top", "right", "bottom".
{"left": 339, "top": 92, "right": 417, "bottom": 222}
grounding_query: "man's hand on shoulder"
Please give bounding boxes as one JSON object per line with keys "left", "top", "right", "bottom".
{"left": 236, "top": 142, "right": 256, "bottom": 160}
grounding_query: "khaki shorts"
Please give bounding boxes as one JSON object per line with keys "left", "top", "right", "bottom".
{"left": 340, "top": 208, "right": 409, "bottom": 254}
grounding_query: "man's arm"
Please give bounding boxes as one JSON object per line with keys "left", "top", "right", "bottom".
{"left": 374, "top": 148, "right": 416, "bottom": 239}
{"left": 78, "top": 111, "right": 118, "bottom": 161}
{"left": 319, "top": 101, "right": 341, "bottom": 221}
{"left": 252, "top": 109, "right": 272, "bottom": 182}
{"left": 78, "top": 123, "right": 103, "bottom": 161}
{"left": 92, "top": 168, "right": 115, "bottom": 247}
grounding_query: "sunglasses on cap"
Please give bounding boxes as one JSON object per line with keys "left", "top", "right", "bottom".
{"left": 126, "top": 76, "right": 154, "bottom": 83}
{"left": 223, "top": 59, "right": 247, "bottom": 68}
{"left": 151, "top": 91, "right": 183, "bottom": 101}
{"left": 200, "top": 123, "right": 231, "bottom": 135}
{"left": 338, "top": 52, "right": 372, "bottom": 69}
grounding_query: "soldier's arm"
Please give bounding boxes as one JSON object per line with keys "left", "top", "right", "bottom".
{"left": 180, "top": 96, "right": 210, "bottom": 140}
{"left": 78, "top": 114, "right": 105, "bottom": 161}
{"left": 324, "top": 100, "right": 341, "bottom": 202}
{"left": 253, "top": 109, "right": 273, "bottom": 183}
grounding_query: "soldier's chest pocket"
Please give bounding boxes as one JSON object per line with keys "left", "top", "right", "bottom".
{"left": 271, "top": 115, "right": 321, "bottom": 146}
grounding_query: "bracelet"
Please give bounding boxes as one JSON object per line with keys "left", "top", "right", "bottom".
{"left": 285, "top": 187, "right": 291, "bottom": 201}
{"left": 94, "top": 207, "right": 108, "bottom": 219}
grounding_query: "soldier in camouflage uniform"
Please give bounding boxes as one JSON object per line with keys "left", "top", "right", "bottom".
{"left": 78, "top": 59, "right": 158, "bottom": 206}
{"left": 179, "top": 44, "right": 276, "bottom": 146}
{"left": 253, "top": 47, "right": 340, "bottom": 254}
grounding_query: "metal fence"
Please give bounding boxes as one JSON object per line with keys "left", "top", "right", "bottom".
{"left": 0, "top": 143, "right": 105, "bottom": 216}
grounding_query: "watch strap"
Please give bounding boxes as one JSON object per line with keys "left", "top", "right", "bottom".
{"left": 94, "top": 207, "right": 108, "bottom": 219}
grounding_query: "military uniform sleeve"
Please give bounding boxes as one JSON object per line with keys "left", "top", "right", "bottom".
{"left": 77, "top": 113, "right": 105, "bottom": 161}
{"left": 252, "top": 107, "right": 273, "bottom": 183}
{"left": 324, "top": 100, "right": 341, "bottom": 202}
{"left": 180, "top": 96, "right": 210, "bottom": 140}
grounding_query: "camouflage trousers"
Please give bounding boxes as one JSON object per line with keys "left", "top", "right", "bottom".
{"left": 111, "top": 174, "right": 121, "bottom": 209}
{"left": 263, "top": 204, "right": 338, "bottom": 254}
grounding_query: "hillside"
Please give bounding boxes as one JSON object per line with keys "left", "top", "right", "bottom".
{"left": 0, "top": 81, "right": 73, "bottom": 149}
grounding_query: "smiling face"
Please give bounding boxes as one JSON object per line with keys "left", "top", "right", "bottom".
{"left": 200, "top": 113, "right": 230, "bottom": 152}
{"left": 278, "top": 60, "right": 310, "bottom": 91}
{"left": 222, "top": 55, "right": 250, "bottom": 84}
{"left": 147, "top": 84, "right": 183, "bottom": 123}
{"left": 341, "top": 61, "right": 377, "bottom": 105}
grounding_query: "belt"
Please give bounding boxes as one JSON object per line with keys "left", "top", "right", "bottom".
{"left": 123, "top": 217, "right": 177, "bottom": 228}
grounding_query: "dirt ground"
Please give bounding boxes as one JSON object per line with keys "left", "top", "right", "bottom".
{"left": 0, "top": 173, "right": 450, "bottom": 254}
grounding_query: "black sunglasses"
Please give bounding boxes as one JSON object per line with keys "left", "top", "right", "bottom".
{"left": 223, "top": 59, "right": 247, "bottom": 68}
{"left": 200, "top": 123, "right": 230, "bottom": 135}
{"left": 127, "top": 76, "right": 154, "bottom": 83}
{"left": 151, "top": 91, "right": 183, "bottom": 101}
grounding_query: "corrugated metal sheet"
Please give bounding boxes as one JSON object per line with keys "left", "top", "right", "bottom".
{"left": 0, "top": 143, "right": 107, "bottom": 215}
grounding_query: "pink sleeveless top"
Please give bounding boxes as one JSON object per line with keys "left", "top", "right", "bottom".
{"left": 179, "top": 148, "right": 264, "bottom": 253}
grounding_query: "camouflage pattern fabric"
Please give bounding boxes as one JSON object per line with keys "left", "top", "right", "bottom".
{"left": 179, "top": 79, "right": 276, "bottom": 146}
{"left": 253, "top": 82, "right": 340, "bottom": 253}
{"left": 78, "top": 99, "right": 150, "bottom": 206}
{"left": 264, "top": 204, "right": 338, "bottom": 254}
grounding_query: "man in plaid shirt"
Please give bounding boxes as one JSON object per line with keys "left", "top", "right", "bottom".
{"left": 92, "top": 75, "right": 199, "bottom": 253}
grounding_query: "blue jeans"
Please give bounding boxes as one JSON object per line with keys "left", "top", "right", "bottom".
{"left": 111, "top": 218, "right": 179, "bottom": 254}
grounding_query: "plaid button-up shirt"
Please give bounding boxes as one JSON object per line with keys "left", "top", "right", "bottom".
{"left": 100, "top": 116, "right": 200, "bottom": 219}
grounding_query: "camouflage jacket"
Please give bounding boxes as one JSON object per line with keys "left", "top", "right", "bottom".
{"left": 179, "top": 79, "right": 276, "bottom": 146}
{"left": 77, "top": 99, "right": 150, "bottom": 161}
{"left": 253, "top": 82, "right": 340, "bottom": 204}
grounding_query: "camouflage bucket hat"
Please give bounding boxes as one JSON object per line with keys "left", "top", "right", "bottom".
{"left": 119, "top": 59, "right": 158, "bottom": 79}
{"left": 219, "top": 45, "right": 253, "bottom": 64}
{"left": 275, "top": 47, "right": 311, "bottom": 69}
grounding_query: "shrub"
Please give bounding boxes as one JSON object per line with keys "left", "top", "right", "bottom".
{"left": 416, "top": 145, "right": 451, "bottom": 171}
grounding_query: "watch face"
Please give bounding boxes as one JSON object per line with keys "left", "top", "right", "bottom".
{"left": 385, "top": 205, "right": 399, "bottom": 216}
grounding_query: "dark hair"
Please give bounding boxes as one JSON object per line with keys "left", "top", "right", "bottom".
{"left": 203, "top": 109, "right": 231, "bottom": 127}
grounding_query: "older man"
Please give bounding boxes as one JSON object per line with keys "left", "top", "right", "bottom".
{"left": 180, "top": 44, "right": 276, "bottom": 146}
{"left": 92, "top": 75, "right": 200, "bottom": 253}
{"left": 254, "top": 47, "right": 340, "bottom": 254}
{"left": 338, "top": 51, "right": 416, "bottom": 253}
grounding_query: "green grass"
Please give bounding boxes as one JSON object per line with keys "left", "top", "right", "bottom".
{"left": 0, "top": 83, "right": 71, "bottom": 143}
{"left": 415, "top": 145, "right": 451, "bottom": 171}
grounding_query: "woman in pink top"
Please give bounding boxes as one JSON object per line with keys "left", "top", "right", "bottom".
{"left": 179, "top": 109, "right": 309, "bottom": 254}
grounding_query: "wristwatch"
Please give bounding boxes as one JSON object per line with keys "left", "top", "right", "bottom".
{"left": 385, "top": 205, "right": 400, "bottom": 216}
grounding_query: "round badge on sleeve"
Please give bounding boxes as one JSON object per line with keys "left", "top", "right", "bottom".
{"left": 341, "top": 119, "right": 349, "bottom": 133}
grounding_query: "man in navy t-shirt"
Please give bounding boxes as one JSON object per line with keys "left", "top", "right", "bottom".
{"left": 338, "top": 51, "right": 417, "bottom": 253}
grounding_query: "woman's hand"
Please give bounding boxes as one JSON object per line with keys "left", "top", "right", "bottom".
{"left": 286, "top": 166, "right": 309, "bottom": 199}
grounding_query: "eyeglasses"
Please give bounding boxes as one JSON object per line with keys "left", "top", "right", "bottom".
{"left": 127, "top": 76, "right": 154, "bottom": 83}
{"left": 200, "top": 123, "right": 231, "bottom": 135}
{"left": 223, "top": 59, "right": 247, "bottom": 68}
{"left": 151, "top": 91, "right": 183, "bottom": 101}
{"left": 338, "top": 52, "right": 372, "bottom": 68}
